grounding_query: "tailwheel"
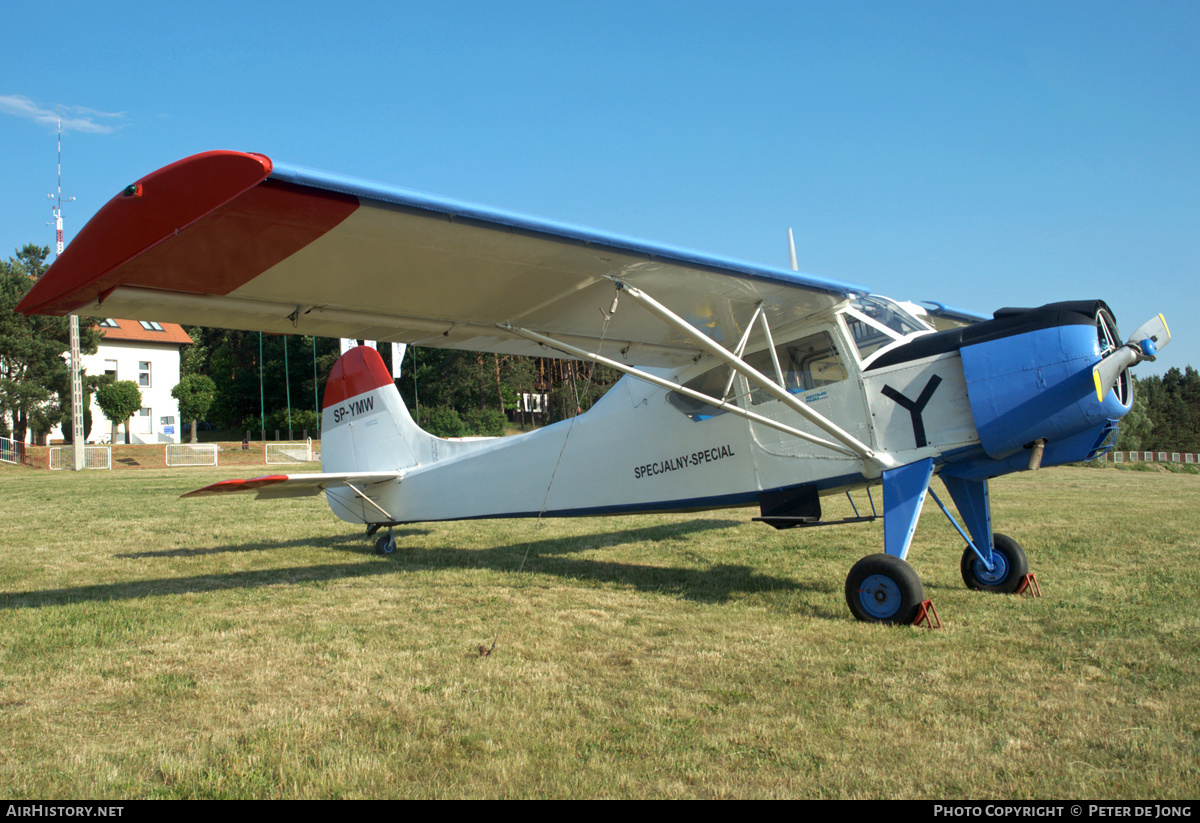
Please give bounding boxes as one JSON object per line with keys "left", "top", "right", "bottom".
{"left": 845, "top": 553, "right": 925, "bottom": 625}
{"left": 960, "top": 533, "right": 1028, "bottom": 593}
{"left": 375, "top": 529, "right": 397, "bottom": 556}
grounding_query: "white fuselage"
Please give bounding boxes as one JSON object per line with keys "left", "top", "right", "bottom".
{"left": 321, "top": 343, "right": 981, "bottom": 525}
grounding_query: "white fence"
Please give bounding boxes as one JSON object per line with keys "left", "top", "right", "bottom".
{"left": 1103, "top": 451, "right": 1198, "bottom": 464}
{"left": 0, "top": 436, "right": 21, "bottom": 465}
{"left": 48, "top": 445, "right": 111, "bottom": 470}
{"left": 265, "top": 438, "right": 317, "bottom": 464}
{"left": 165, "top": 443, "right": 219, "bottom": 467}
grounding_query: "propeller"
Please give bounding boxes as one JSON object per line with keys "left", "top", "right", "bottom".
{"left": 1092, "top": 313, "right": 1171, "bottom": 403}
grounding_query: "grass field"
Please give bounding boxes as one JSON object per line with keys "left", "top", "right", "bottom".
{"left": 0, "top": 463, "right": 1197, "bottom": 798}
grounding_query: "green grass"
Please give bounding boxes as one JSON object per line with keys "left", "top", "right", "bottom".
{"left": 0, "top": 463, "right": 1197, "bottom": 798}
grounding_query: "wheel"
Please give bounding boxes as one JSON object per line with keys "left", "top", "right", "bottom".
{"left": 960, "top": 533, "right": 1028, "bottom": 593}
{"left": 375, "top": 532, "right": 397, "bottom": 556}
{"left": 845, "top": 554, "right": 925, "bottom": 624}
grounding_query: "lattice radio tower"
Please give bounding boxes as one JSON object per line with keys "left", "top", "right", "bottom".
{"left": 47, "top": 114, "right": 86, "bottom": 470}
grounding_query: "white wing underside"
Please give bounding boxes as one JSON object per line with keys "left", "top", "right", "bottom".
{"left": 22, "top": 152, "right": 882, "bottom": 368}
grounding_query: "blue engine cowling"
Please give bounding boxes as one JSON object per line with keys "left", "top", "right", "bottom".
{"left": 958, "top": 301, "right": 1131, "bottom": 462}
{"left": 869, "top": 300, "right": 1132, "bottom": 477}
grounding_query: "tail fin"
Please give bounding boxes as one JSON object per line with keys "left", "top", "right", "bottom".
{"left": 321, "top": 345, "right": 436, "bottom": 473}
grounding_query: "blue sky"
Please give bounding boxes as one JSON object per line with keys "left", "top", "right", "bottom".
{"left": 3, "top": 1, "right": 1196, "bottom": 375}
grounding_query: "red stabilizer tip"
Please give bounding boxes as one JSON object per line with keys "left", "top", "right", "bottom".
{"left": 182, "top": 474, "right": 290, "bottom": 498}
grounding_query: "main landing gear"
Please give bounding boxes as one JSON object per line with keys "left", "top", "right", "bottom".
{"left": 960, "top": 533, "right": 1028, "bottom": 593}
{"left": 839, "top": 460, "right": 1037, "bottom": 624}
{"left": 845, "top": 554, "right": 925, "bottom": 625}
{"left": 843, "top": 533, "right": 1031, "bottom": 624}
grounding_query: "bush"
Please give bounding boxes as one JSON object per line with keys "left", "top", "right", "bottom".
{"left": 420, "top": 406, "right": 466, "bottom": 437}
{"left": 464, "top": 408, "right": 507, "bottom": 437}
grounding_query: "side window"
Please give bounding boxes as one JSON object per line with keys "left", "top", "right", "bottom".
{"left": 667, "top": 365, "right": 737, "bottom": 421}
{"left": 744, "top": 331, "right": 846, "bottom": 405}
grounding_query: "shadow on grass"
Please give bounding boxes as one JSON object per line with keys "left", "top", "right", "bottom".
{"left": 3, "top": 519, "right": 818, "bottom": 610}
{"left": 112, "top": 530, "right": 427, "bottom": 559}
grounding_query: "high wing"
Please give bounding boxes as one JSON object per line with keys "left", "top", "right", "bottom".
{"left": 18, "top": 151, "right": 876, "bottom": 366}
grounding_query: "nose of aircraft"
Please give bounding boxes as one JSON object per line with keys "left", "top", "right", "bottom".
{"left": 957, "top": 301, "right": 1156, "bottom": 469}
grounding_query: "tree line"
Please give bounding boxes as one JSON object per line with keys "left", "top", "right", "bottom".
{"left": 0, "top": 244, "right": 100, "bottom": 443}
{"left": 1116, "top": 368, "right": 1200, "bottom": 454}
{"left": 179, "top": 327, "right": 620, "bottom": 438}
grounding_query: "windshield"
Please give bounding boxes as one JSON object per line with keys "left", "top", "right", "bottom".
{"left": 841, "top": 296, "right": 932, "bottom": 361}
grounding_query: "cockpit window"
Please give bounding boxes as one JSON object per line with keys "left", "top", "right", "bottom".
{"left": 666, "top": 331, "right": 849, "bottom": 420}
{"left": 744, "top": 331, "right": 846, "bottom": 405}
{"left": 842, "top": 296, "right": 931, "bottom": 362}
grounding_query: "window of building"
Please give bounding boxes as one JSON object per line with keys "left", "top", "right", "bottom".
{"left": 138, "top": 361, "right": 151, "bottom": 387}
{"left": 98, "top": 318, "right": 119, "bottom": 328}
{"left": 139, "top": 320, "right": 165, "bottom": 331}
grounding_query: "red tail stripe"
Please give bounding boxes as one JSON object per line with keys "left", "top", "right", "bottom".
{"left": 323, "top": 346, "right": 394, "bottom": 409}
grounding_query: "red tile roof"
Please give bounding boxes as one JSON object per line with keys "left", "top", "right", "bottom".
{"left": 97, "top": 319, "right": 193, "bottom": 345}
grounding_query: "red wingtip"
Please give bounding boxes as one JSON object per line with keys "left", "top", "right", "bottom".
{"left": 323, "top": 346, "right": 394, "bottom": 409}
{"left": 16, "top": 150, "right": 358, "bottom": 318}
{"left": 18, "top": 151, "right": 274, "bottom": 316}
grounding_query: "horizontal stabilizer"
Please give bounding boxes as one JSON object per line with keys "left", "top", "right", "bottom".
{"left": 183, "top": 471, "right": 402, "bottom": 500}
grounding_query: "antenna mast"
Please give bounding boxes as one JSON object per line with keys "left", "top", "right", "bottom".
{"left": 47, "top": 113, "right": 86, "bottom": 470}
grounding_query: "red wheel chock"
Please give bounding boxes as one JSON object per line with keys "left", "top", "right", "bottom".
{"left": 1015, "top": 573, "right": 1041, "bottom": 598}
{"left": 912, "top": 599, "right": 941, "bottom": 629}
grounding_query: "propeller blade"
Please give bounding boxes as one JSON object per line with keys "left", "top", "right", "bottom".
{"left": 1092, "top": 345, "right": 1139, "bottom": 403}
{"left": 1126, "top": 313, "right": 1171, "bottom": 358}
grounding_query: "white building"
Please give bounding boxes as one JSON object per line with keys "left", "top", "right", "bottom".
{"left": 54, "top": 319, "right": 193, "bottom": 444}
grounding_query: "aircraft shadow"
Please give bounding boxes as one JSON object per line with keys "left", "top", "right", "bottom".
{"left": 112, "top": 530, "right": 428, "bottom": 559}
{"left": 2, "top": 519, "right": 819, "bottom": 611}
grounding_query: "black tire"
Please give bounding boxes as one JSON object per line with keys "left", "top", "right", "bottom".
{"left": 845, "top": 553, "right": 925, "bottom": 625}
{"left": 375, "top": 533, "right": 397, "bottom": 556}
{"left": 960, "top": 533, "right": 1028, "bottom": 593}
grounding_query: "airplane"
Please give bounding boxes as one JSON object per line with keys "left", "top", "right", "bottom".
{"left": 17, "top": 150, "right": 1171, "bottom": 624}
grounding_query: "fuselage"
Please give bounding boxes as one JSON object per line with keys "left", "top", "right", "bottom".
{"left": 322, "top": 298, "right": 1132, "bottom": 526}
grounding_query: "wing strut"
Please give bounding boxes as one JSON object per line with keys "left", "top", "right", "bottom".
{"left": 344, "top": 482, "right": 395, "bottom": 521}
{"left": 612, "top": 281, "right": 890, "bottom": 474}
